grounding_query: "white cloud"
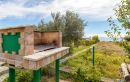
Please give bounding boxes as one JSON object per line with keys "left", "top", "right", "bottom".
{"left": 0, "top": 0, "right": 121, "bottom": 21}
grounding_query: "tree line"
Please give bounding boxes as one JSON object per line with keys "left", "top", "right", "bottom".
{"left": 35, "top": 11, "right": 87, "bottom": 47}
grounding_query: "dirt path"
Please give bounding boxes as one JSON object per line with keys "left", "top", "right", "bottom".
{"left": 60, "top": 44, "right": 96, "bottom": 64}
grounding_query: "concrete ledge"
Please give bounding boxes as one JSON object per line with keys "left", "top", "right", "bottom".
{"left": 23, "top": 47, "right": 69, "bottom": 61}
{"left": 0, "top": 47, "right": 69, "bottom": 70}
{"left": 23, "top": 47, "right": 69, "bottom": 70}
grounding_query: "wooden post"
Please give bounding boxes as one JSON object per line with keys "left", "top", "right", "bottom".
{"left": 121, "top": 63, "right": 130, "bottom": 81}
{"left": 33, "top": 69, "right": 41, "bottom": 82}
{"left": 56, "top": 59, "right": 60, "bottom": 82}
{"left": 92, "top": 46, "right": 95, "bottom": 66}
{"left": 9, "top": 65, "right": 15, "bottom": 82}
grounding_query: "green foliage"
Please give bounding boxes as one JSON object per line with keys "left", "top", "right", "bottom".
{"left": 36, "top": 11, "right": 87, "bottom": 46}
{"left": 63, "top": 42, "right": 130, "bottom": 81}
{"left": 72, "top": 67, "right": 101, "bottom": 82}
{"left": 4, "top": 70, "right": 33, "bottom": 82}
{"left": 80, "top": 35, "right": 99, "bottom": 46}
{"left": 105, "top": 17, "right": 122, "bottom": 42}
{"left": 92, "top": 35, "right": 100, "bottom": 43}
{"left": 122, "top": 35, "right": 130, "bottom": 54}
{"left": 122, "top": 41, "right": 130, "bottom": 54}
{"left": 80, "top": 40, "right": 95, "bottom": 46}
{"left": 124, "top": 36, "right": 130, "bottom": 41}
{"left": 16, "top": 70, "right": 32, "bottom": 82}
{"left": 115, "top": 0, "right": 130, "bottom": 29}
{"left": 105, "top": 0, "right": 130, "bottom": 53}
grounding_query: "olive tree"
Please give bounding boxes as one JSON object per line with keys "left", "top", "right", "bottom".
{"left": 36, "top": 11, "right": 87, "bottom": 46}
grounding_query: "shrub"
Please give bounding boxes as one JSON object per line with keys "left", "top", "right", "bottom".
{"left": 72, "top": 66, "right": 102, "bottom": 82}
{"left": 92, "top": 35, "right": 100, "bottom": 43}
{"left": 124, "top": 36, "right": 130, "bottom": 41}
{"left": 4, "top": 70, "right": 33, "bottom": 82}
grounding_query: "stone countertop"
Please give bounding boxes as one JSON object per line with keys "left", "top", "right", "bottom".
{"left": 23, "top": 47, "right": 69, "bottom": 61}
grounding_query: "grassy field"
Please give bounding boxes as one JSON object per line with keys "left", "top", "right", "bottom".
{"left": 4, "top": 42, "right": 129, "bottom": 82}
{"left": 61, "top": 42, "right": 130, "bottom": 81}
{"left": 70, "top": 46, "right": 90, "bottom": 54}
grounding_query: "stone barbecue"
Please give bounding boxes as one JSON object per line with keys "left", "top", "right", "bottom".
{"left": 0, "top": 25, "right": 69, "bottom": 70}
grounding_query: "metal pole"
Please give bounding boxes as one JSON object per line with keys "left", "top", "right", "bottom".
{"left": 56, "top": 59, "right": 60, "bottom": 82}
{"left": 92, "top": 46, "right": 95, "bottom": 66}
{"left": 33, "top": 69, "right": 41, "bottom": 82}
{"left": 9, "top": 65, "right": 15, "bottom": 82}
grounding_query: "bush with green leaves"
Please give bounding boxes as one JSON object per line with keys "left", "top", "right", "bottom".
{"left": 4, "top": 70, "right": 33, "bottom": 82}
{"left": 72, "top": 66, "right": 102, "bottom": 82}
{"left": 63, "top": 42, "right": 130, "bottom": 81}
{"left": 92, "top": 35, "right": 100, "bottom": 43}
{"left": 124, "top": 36, "right": 130, "bottom": 42}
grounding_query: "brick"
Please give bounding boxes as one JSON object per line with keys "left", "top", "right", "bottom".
{"left": 0, "top": 47, "right": 3, "bottom": 53}
{"left": 23, "top": 60, "right": 29, "bottom": 69}
{"left": 8, "top": 54, "right": 15, "bottom": 60}
{"left": 20, "top": 32, "right": 25, "bottom": 38}
{"left": 13, "top": 55, "right": 22, "bottom": 60}
{"left": 25, "top": 26, "right": 34, "bottom": 33}
{"left": 11, "top": 32, "right": 16, "bottom": 35}
{"left": 56, "top": 53, "right": 61, "bottom": 59}
{"left": 3, "top": 52, "right": 9, "bottom": 59}
{"left": 29, "top": 61, "right": 36, "bottom": 69}
{"left": 19, "top": 38, "right": 24, "bottom": 44}
{"left": 19, "top": 49, "right": 25, "bottom": 56}
{"left": 50, "top": 55, "right": 55, "bottom": 62}
{"left": 12, "top": 51, "right": 16, "bottom": 55}
{"left": 25, "top": 45, "right": 34, "bottom": 55}
{"left": 3, "top": 32, "right": 8, "bottom": 35}
{"left": 36, "top": 59, "right": 43, "bottom": 69}
{"left": 0, "top": 57, "right": 6, "bottom": 62}
{"left": 0, "top": 38, "right": 2, "bottom": 44}
{"left": 0, "top": 54, "right": 4, "bottom": 58}
{"left": 25, "top": 33, "right": 34, "bottom": 45}
{"left": 43, "top": 57, "right": 50, "bottom": 66}
{"left": 15, "top": 60, "right": 23, "bottom": 68}
{"left": 0, "top": 33, "right": 2, "bottom": 38}
{"left": 0, "top": 44, "right": 2, "bottom": 47}
{"left": 7, "top": 59, "right": 15, "bottom": 65}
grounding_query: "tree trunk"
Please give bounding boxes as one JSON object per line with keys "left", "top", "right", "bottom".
{"left": 121, "top": 63, "right": 130, "bottom": 82}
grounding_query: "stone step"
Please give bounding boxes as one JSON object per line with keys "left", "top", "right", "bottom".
{"left": 0, "top": 61, "right": 6, "bottom": 66}
{"left": 0, "top": 73, "right": 8, "bottom": 82}
{"left": 0, "top": 66, "right": 8, "bottom": 76}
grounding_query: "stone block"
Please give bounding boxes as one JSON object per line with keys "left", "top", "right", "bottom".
{"left": 29, "top": 61, "right": 36, "bottom": 69}
{"left": 36, "top": 59, "right": 43, "bottom": 69}
{"left": 25, "top": 45, "right": 34, "bottom": 55}
{"left": 7, "top": 59, "right": 15, "bottom": 65}
{"left": 19, "top": 38, "right": 24, "bottom": 44}
{"left": 0, "top": 38, "right": 2, "bottom": 44}
{"left": 0, "top": 57, "right": 6, "bottom": 62}
{"left": 11, "top": 32, "right": 16, "bottom": 35}
{"left": 15, "top": 60, "right": 23, "bottom": 68}
{"left": 23, "top": 60, "right": 29, "bottom": 69}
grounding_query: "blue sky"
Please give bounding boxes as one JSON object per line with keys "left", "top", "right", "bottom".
{"left": 0, "top": 0, "right": 125, "bottom": 37}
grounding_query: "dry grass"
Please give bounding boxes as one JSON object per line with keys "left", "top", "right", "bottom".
{"left": 96, "top": 42, "right": 127, "bottom": 56}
